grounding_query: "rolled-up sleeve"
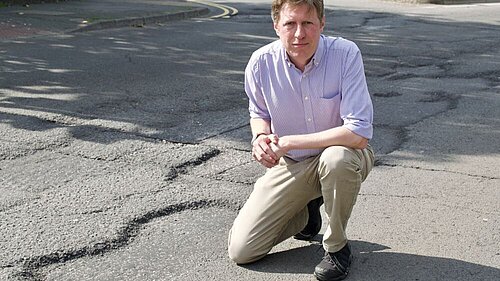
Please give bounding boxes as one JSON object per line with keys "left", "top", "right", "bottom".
{"left": 245, "top": 57, "right": 271, "bottom": 120}
{"left": 340, "top": 43, "right": 373, "bottom": 139}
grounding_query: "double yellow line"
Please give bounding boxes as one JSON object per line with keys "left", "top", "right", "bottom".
{"left": 187, "top": 0, "right": 238, "bottom": 19}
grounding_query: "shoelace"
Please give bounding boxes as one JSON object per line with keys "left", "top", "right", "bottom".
{"left": 324, "top": 252, "right": 348, "bottom": 275}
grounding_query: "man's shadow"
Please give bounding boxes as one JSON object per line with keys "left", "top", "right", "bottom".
{"left": 242, "top": 238, "right": 500, "bottom": 280}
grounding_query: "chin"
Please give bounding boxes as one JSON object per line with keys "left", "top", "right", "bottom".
{"left": 290, "top": 53, "right": 310, "bottom": 62}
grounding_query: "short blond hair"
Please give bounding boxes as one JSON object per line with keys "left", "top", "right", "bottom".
{"left": 271, "top": 0, "right": 324, "bottom": 22}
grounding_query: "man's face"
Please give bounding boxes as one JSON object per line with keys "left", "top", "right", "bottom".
{"left": 274, "top": 3, "right": 325, "bottom": 69}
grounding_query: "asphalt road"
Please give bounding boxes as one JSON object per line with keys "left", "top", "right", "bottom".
{"left": 1, "top": 0, "right": 499, "bottom": 280}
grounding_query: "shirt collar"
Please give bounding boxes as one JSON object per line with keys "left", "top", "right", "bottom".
{"left": 311, "top": 35, "right": 325, "bottom": 67}
{"left": 284, "top": 49, "right": 293, "bottom": 68}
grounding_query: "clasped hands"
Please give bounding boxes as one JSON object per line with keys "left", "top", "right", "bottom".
{"left": 251, "top": 134, "right": 288, "bottom": 168}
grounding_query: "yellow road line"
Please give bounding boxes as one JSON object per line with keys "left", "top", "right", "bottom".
{"left": 222, "top": 3, "right": 238, "bottom": 16}
{"left": 187, "top": 0, "right": 238, "bottom": 19}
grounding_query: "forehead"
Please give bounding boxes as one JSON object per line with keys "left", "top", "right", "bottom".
{"left": 279, "top": 3, "right": 318, "bottom": 21}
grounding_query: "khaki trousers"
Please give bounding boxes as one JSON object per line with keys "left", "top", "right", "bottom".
{"left": 228, "top": 145, "right": 374, "bottom": 264}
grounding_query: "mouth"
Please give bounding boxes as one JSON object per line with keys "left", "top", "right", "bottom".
{"left": 292, "top": 43, "right": 308, "bottom": 47}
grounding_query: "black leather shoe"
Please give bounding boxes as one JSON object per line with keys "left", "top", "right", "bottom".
{"left": 293, "top": 196, "right": 323, "bottom": 241}
{"left": 314, "top": 243, "right": 353, "bottom": 281}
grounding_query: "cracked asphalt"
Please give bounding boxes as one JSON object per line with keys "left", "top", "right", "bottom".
{"left": 0, "top": 0, "right": 499, "bottom": 280}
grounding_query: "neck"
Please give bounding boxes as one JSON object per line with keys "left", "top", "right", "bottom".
{"left": 287, "top": 54, "right": 312, "bottom": 72}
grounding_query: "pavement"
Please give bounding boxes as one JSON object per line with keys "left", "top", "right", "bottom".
{"left": 0, "top": 0, "right": 499, "bottom": 280}
{"left": 0, "top": 0, "right": 214, "bottom": 39}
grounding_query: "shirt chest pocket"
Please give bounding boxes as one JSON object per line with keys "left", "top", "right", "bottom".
{"left": 308, "top": 71, "right": 340, "bottom": 99}
{"left": 312, "top": 94, "right": 341, "bottom": 114}
{"left": 321, "top": 90, "right": 340, "bottom": 99}
{"left": 311, "top": 94, "right": 342, "bottom": 130}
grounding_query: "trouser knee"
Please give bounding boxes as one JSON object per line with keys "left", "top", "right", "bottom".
{"left": 318, "top": 146, "right": 360, "bottom": 179}
{"left": 228, "top": 236, "right": 264, "bottom": 265}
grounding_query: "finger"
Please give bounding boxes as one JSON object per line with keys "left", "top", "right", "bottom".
{"left": 254, "top": 144, "right": 277, "bottom": 164}
{"left": 269, "top": 134, "right": 279, "bottom": 144}
{"left": 262, "top": 143, "right": 279, "bottom": 161}
{"left": 260, "top": 157, "right": 278, "bottom": 168}
{"left": 253, "top": 151, "right": 275, "bottom": 168}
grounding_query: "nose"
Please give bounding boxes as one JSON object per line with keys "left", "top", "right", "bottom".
{"left": 294, "top": 24, "right": 305, "bottom": 39}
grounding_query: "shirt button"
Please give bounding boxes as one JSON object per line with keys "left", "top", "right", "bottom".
{"left": 307, "top": 118, "right": 312, "bottom": 122}
{"left": 304, "top": 96, "right": 309, "bottom": 100}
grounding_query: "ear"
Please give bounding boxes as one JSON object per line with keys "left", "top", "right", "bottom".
{"left": 320, "top": 16, "right": 326, "bottom": 31}
{"left": 273, "top": 21, "right": 279, "bottom": 35}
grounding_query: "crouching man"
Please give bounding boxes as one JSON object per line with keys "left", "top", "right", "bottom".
{"left": 228, "top": 0, "right": 374, "bottom": 280}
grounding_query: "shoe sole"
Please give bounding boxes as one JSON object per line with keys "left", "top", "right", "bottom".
{"left": 313, "top": 271, "right": 348, "bottom": 281}
{"left": 293, "top": 223, "right": 321, "bottom": 241}
{"left": 293, "top": 232, "right": 315, "bottom": 241}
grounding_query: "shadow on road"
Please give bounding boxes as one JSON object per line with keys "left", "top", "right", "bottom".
{"left": 0, "top": 5, "right": 499, "bottom": 156}
{"left": 243, "top": 240, "right": 500, "bottom": 280}
{"left": 1, "top": 4, "right": 499, "bottom": 281}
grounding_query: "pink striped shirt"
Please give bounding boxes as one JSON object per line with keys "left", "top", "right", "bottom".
{"left": 245, "top": 35, "right": 373, "bottom": 161}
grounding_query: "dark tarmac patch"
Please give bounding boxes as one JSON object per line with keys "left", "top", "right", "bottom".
{"left": 418, "top": 91, "right": 460, "bottom": 109}
{"left": 373, "top": 91, "right": 402, "bottom": 98}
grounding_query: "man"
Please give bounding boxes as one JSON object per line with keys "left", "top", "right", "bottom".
{"left": 228, "top": 0, "right": 374, "bottom": 280}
